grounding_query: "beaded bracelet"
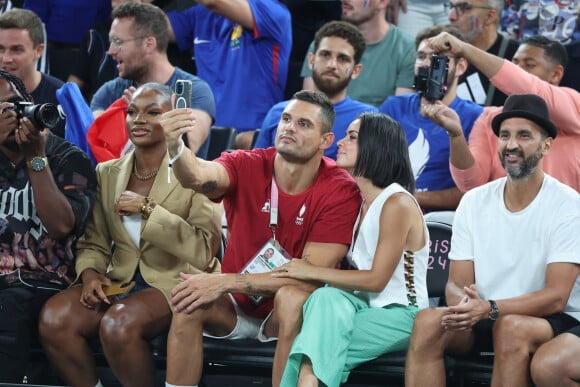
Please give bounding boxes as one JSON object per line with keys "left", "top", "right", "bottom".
{"left": 167, "top": 140, "right": 185, "bottom": 183}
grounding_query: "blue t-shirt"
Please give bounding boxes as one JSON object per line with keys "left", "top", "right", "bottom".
{"left": 380, "top": 93, "right": 482, "bottom": 191}
{"left": 24, "top": 0, "right": 111, "bottom": 45}
{"left": 254, "top": 96, "right": 377, "bottom": 160}
{"left": 168, "top": 0, "right": 291, "bottom": 132}
{"left": 90, "top": 67, "right": 215, "bottom": 159}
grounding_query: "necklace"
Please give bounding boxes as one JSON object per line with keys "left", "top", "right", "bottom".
{"left": 133, "top": 161, "right": 159, "bottom": 181}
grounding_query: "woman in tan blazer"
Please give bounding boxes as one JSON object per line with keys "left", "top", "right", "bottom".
{"left": 39, "top": 83, "right": 221, "bottom": 387}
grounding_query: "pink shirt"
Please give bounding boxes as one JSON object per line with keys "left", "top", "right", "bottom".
{"left": 451, "top": 60, "right": 580, "bottom": 192}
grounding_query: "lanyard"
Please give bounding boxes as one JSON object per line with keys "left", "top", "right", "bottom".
{"left": 270, "top": 176, "right": 278, "bottom": 240}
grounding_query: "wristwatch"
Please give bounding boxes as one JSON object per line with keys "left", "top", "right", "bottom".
{"left": 27, "top": 156, "right": 48, "bottom": 172}
{"left": 488, "top": 300, "right": 499, "bottom": 321}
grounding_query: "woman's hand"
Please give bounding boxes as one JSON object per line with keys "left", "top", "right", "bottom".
{"left": 79, "top": 269, "right": 112, "bottom": 309}
{"left": 160, "top": 108, "right": 196, "bottom": 155}
{"left": 115, "top": 190, "right": 146, "bottom": 216}
{"left": 272, "top": 258, "right": 316, "bottom": 281}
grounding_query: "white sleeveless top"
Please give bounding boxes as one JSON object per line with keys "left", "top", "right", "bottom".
{"left": 347, "top": 183, "right": 429, "bottom": 309}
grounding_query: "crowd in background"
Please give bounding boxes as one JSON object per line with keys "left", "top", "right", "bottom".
{"left": 0, "top": 0, "right": 578, "bottom": 386}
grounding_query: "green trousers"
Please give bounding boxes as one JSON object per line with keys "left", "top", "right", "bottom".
{"left": 280, "top": 287, "right": 418, "bottom": 387}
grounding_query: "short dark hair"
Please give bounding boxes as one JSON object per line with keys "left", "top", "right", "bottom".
{"left": 132, "top": 82, "right": 173, "bottom": 106}
{"left": 0, "top": 70, "right": 33, "bottom": 102}
{"left": 521, "top": 35, "right": 568, "bottom": 67}
{"left": 112, "top": 2, "right": 169, "bottom": 53}
{"left": 291, "top": 90, "right": 335, "bottom": 134}
{"left": 313, "top": 21, "right": 366, "bottom": 65}
{"left": 353, "top": 112, "right": 415, "bottom": 192}
{"left": 415, "top": 25, "right": 464, "bottom": 50}
{"left": 0, "top": 9, "right": 44, "bottom": 47}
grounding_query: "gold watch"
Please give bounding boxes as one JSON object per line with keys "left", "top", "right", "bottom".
{"left": 27, "top": 156, "right": 48, "bottom": 172}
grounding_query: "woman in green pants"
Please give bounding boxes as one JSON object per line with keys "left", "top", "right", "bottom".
{"left": 274, "top": 112, "right": 429, "bottom": 387}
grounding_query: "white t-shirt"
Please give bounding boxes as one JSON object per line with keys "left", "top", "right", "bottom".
{"left": 348, "top": 183, "right": 430, "bottom": 310}
{"left": 450, "top": 175, "right": 580, "bottom": 320}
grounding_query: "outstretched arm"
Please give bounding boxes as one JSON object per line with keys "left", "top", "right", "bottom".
{"left": 161, "top": 108, "right": 230, "bottom": 199}
{"left": 170, "top": 241, "right": 349, "bottom": 313}
{"left": 428, "top": 31, "right": 504, "bottom": 80}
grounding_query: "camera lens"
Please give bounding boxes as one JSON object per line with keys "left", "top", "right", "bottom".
{"left": 21, "top": 103, "right": 60, "bottom": 129}
{"left": 34, "top": 104, "right": 60, "bottom": 129}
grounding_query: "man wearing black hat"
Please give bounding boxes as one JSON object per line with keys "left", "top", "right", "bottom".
{"left": 405, "top": 93, "right": 580, "bottom": 387}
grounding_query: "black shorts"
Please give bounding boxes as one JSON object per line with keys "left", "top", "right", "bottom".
{"left": 566, "top": 324, "right": 580, "bottom": 337}
{"left": 471, "top": 313, "right": 580, "bottom": 353}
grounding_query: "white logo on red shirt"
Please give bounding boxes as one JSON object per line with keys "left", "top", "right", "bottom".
{"left": 295, "top": 204, "right": 306, "bottom": 225}
{"left": 261, "top": 201, "right": 270, "bottom": 213}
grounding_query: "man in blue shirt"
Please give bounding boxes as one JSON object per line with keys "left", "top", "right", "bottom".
{"left": 90, "top": 3, "right": 215, "bottom": 159}
{"left": 380, "top": 25, "right": 483, "bottom": 212}
{"left": 254, "top": 20, "right": 377, "bottom": 160}
{"left": 167, "top": 0, "right": 291, "bottom": 150}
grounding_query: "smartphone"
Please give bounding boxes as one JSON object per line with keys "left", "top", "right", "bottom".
{"left": 103, "top": 281, "right": 136, "bottom": 297}
{"left": 174, "top": 79, "right": 192, "bottom": 109}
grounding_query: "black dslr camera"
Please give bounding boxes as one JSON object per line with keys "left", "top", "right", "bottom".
{"left": 413, "top": 55, "right": 449, "bottom": 102}
{"left": 5, "top": 101, "right": 61, "bottom": 129}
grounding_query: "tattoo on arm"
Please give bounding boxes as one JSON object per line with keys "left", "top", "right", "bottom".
{"left": 200, "top": 163, "right": 221, "bottom": 194}
{"left": 235, "top": 274, "right": 274, "bottom": 297}
{"left": 201, "top": 180, "right": 217, "bottom": 194}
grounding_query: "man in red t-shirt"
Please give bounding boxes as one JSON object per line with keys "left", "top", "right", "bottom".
{"left": 161, "top": 90, "right": 361, "bottom": 386}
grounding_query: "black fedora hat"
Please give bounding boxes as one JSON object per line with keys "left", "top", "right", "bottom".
{"left": 491, "top": 94, "right": 557, "bottom": 139}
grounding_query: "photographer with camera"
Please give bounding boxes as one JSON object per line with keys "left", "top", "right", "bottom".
{"left": 0, "top": 9, "right": 67, "bottom": 139}
{"left": 0, "top": 70, "right": 97, "bottom": 383}
{"left": 379, "top": 25, "right": 482, "bottom": 213}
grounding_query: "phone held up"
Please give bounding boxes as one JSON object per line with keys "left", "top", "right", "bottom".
{"left": 174, "top": 79, "right": 192, "bottom": 109}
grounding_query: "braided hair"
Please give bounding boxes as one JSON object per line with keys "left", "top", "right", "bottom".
{"left": 0, "top": 70, "right": 33, "bottom": 102}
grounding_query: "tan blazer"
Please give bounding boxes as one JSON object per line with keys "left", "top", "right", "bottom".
{"left": 75, "top": 151, "right": 220, "bottom": 302}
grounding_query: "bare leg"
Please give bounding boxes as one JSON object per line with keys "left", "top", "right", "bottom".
{"left": 166, "top": 293, "right": 237, "bottom": 385}
{"left": 99, "top": 288, "right": 172, "bottom": 387}
{"left": 405, "top": 308, "right": 473, "bottom": 387}
{"left": 39, "top": 286, "right": 105, "bottom": 387}
{"left": 491, "top": 314, "right": 553, "bottom": 387}
{"left": 297, "top": 357, "right": 318, "bottom": 387}
{"left": 531, "top": 332, "right": 580, "bottom": 387}
{"left": 271, "top": 286, "right": 311, "bottom": 387}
